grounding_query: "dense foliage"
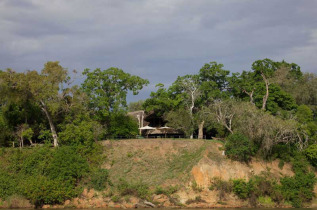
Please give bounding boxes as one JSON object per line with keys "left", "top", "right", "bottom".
{"left": 225, "top": 133, "right": 255, "bottom": 162}
{"left": 0, "top": 59, "right": 316, "bottom": 207}
{"left": 0, "top": 145, "right": 102, "bottom": 207}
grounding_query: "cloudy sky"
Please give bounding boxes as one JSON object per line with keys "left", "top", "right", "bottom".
{"left": 1, "top": 0, "right": 317, "bottom": 101}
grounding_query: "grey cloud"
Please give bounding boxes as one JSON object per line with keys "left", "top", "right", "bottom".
{"left": 0, "top": 0, "right": 316, "bottom": 100}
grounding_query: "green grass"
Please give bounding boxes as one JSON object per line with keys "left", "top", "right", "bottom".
{"left": 106, "top": 140, "right": 209, "bottom": 186}
{"left": 258, "top": 196, "right": 275, "bottom": 207}
{"left": 162, "top": 143, "right": 207, "bottom": 181}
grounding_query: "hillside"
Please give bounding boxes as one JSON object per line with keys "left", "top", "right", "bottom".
{"left": 103, "top": 139, "right": 294, "bottom": 185}
{"left": 98, "top": 139, "right": 298, "bottom": 207}
{"left": 1, "top": 139, "right": 316, "bottom": 209}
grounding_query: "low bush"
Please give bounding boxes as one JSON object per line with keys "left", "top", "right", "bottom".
{"left": 209, "top": 177, "right": 232, "bottom": 200}
{"left": 232, "top": 179, "right": 253, "bottom": 200}
{"left": 47, "top": 146, "right": 89, "bottom": 183}
{"left": 0, "top": 172, "right": 17, "bottom": 199}
{"left": 117, "top": 179, "right": 149, "bottom": 199}
{"left": 19, "top": 175, "right": 80, "bottom": 207}
{"left": 225, "top": 133, "right": 255, "bottom": 162}
{"left": 155, "top": 185, "right": 178, "bottom": 196}
{"left": 191, "top": 180, "right": 203, "bottom": 192}
{"left": 111, "top": 195, "right": 121, "bottom": 203}
{"left": 305, "top": 144, "right": 317, "bottom": 167}
{"left": 0, "top": 144, "right": 101, "bottom": 207}
{"left": 280, "top": 172, "right": 316, "bottom": 208}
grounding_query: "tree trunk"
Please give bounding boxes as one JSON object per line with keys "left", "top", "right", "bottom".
{"left": 198, "top": 121, "right": 205, "bottom": 139}
{"left": 242, "top": 88, "right": 255, "bottom": 105}
{"left": 40, "top": 101, "right": 58, "bottom": 147}
{"left": 19, "top": 136, "right": 23, "bottom": 149}
{"left": 261, "top": 73, "right": 269, "bottom": 110}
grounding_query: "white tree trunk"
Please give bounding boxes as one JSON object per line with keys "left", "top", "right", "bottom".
{"left": 261, "top": 73, "right": 269, "bottom": 110}
{"left": 198, "top": 121, "right": 205, "bottom": 139}
{"left": 40, "top": 101, "right": 58, "bottom": 147}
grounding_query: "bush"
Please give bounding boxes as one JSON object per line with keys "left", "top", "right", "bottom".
{"left": 59, "top": 120, "right": 104, "bottom": 146}
{"left": 117, "top": 179, "right": 149, "bottom": 199}
{"left": 111, "top": 195, "right": 121, "bottom": 203}
{"left": 0, "top": 172, "right": 17, "bottom": 199}
{"left": 47, "top": 146, "right": 89, "bottom": 183}
{"left": 108, "top": 113, "right": 139, "bottom": 138}
{"left": 90, "top": 169, "right": 109, "bottom": 191}
{"left": 0, "top": 145, "right": 97, "bottom": 207}
{"left": 291, "top": 154, "right": 310, "bottom": 174}
{"left": 232, "top": 179, "right": 252, "bottom": 199}
{"left": 280, "top": 172, "right": 316, "bottom": 208}
{"left": 20, "top": 175, "right": 80, "bottom": 207}
{"left": 305, "top": 144, "right": 317, "bottom": 167}
{"left": 225, "top": 133, "right": 254, "bottom": 162}
{"left": 209, "top": 177, "right": 232, "bottom": 200}
{"left": 155, "top": 185, "right": 178, "bottom": 196}
{"left": 191, "top": 180, "right": 203, "bottom": 192}
{"left": 278, "top": 160, "right": 284, "bottom": 169}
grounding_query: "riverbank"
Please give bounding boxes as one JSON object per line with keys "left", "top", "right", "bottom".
{"left": 1, "top": 139, "right": 316, "bottom": 208}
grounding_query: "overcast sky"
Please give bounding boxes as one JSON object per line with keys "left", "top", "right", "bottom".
{"left": 1, "top": 0, "right": 317, "bottom": 101}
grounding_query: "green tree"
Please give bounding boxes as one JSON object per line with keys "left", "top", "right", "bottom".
{"left": 296, "top": 105, "right": 313, "bottom": 124}
{"left": 0, "top": 62, "right": 70, "bottom": 147}
{"left": 82, "top": 67, "right": 149, "bottom": 120}
{"left": 251, "top": 59, "right": 279, "bottom": 110}
{"left": 198, "top": 61, "right": 230, "bottom": 102}
{"left": 107, "top": 113, "right": 139, "bottom": 138}
{"left": 165, "top": 108, "right": 193, "bottom": 138}
{"left": 143, "top": 83, "right": 181, "bottom": 117}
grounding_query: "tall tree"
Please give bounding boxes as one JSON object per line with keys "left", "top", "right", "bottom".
{"left": 170, "top": 75, "right": 200, "bottom": 138}
{"left": 0, "top": 62, "right": 69, "bottom": 147}
{"left": 251, "top": 59, "right": 279, "bottom": 110}
{"left": 82, "top": 67, "right": 149, "bottom": 121}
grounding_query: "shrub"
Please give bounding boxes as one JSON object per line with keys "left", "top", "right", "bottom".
{"left": 270, "top": 144, "right": 294, "bottom": 162}
{"left": 278, "top": 160, "right": 284, "bottom": 169}
{"left": 280, "top": 172, "right": 316, "bottom": 208}
{"left": 225, "top": 133, "right": 254, "bottom": 162}
{"left": 232, "top": 179, "right": 252, "bottom": 199}
{"left": 0, "top": 145, "right": 97, "bottom": 207}
{"left": 0, "top": 171, "right": 17, "bottom": 199}
{"left": 258, "top": 196, "right": 274, "bottom": 207}
{"left": 291, "top": 154, "right": 310, "bottom": 174}
{"left": 117, "top": 179, "right": 149, "bottom": 199}
{"left": 111, "top": 195, "right": 121, "bottom": 203}
{"left": 305, "top": 144, "right": 317, "bottom": 167}
{"left": 47, "top": 146, "right": 89, "bottom": 183}
{"left": 90, "top": 169, "right": 109, "bottom": 191}
{"left": 108, "top": 113, "right": 139, "bottom": 138}
{"left": 191, "top": 180, "right": 203, "bottom": 192}
{"left": 20, "top": 175, "right": 80, "bottom": 207}
{"left": 155, "top": 185, "right": 178, "bottom": 196}
{"left": 209, "top": 177, "right": 232, "bottom": 200}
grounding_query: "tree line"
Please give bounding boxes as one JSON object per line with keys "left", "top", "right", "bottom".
{"left": 0, "top": 62, "right": 148, "bottom": 147}
{"left": 142, "top": 59, "right": 317, "bottom": 157}
{"left": 0, "top": 59, "right": 317, "bottom": 208}
{"left": 0, "top": 59, "right": 316, "bottom": 154}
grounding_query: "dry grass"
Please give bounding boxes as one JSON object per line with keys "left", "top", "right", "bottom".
{"left": 1, "top": 195, "right": 33, "bottom": 208}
